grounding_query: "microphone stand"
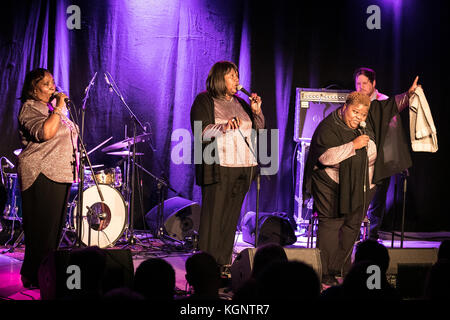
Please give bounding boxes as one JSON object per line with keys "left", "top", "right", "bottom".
{"left": 65, "top": 73, "right": 106, "bottom": 248}
{"left": 236, "top": 123, "right": 262, "bottom": 248}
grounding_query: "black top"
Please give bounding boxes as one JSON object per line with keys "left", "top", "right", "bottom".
{"left": 303, "top": 97, "right": 412, "bottom": 215}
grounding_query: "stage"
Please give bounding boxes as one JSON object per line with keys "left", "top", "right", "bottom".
{"left": 0, "top": 230, "right": 445, "bottom": 301}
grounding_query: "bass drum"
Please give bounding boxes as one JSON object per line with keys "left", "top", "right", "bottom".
{"left": 70, "top": 184, "right": 127, "bottom": 248}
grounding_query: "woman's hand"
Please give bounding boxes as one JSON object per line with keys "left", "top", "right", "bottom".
{"left": 408, "top": 76, "right": 422, "bottom": 97}
{"left": 225, "top": 117, "right": 241, "bottom": 131}
{"left": 54, "top": 92, "right": 68, "bottom": 109}
{"left": 249, "top": 93, "right": 262, "bottom": 114}
{"left": 353, "top": 135, "right": 370, "bottom": 150}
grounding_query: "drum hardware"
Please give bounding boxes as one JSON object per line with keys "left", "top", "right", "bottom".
{"left": 101, "top": 133, "right": 151, "bottom": 153}
{"left": 102, "top": 72, "right": 155, "bottom": 248}
{"left": 106, "top": 151, "right": 144, "bottom": 156}
{"left": 132, "top": 161, "right": 183, "bottom": 246}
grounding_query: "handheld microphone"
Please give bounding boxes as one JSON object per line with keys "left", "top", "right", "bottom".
{"left": 104, "top": 73, "right": 113, "bottom": 92}
{"left": 1, "top": 157, "right": 14, "bottom": 169}
{"left": 237, "top": 84, "right": 251, "bottom": 97}
{"left": 359, "top": 121, "right": 367, "bottom": 134}
{"left": 53, "top": 86, "right": 73, "bottom": 106}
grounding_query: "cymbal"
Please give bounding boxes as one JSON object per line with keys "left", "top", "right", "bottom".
{"left": 101, "top": 133, "right": 151, "bottom": 152}
{"left": 106, "top": 151, "right": 144, "bottom": 156}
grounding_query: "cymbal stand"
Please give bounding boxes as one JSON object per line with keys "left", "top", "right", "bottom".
{"left": 104, "top": 72, "right": 148, "bottom": 247}
{"left": 131, "top": 161, "right": 183, "bottom": 245}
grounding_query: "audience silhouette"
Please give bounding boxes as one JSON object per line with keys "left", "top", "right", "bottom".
{"left": 133, "top": 257, "right": 175, "bottom": 300}
{"left": 424, "top": 240, "right": 450, "bottom": 300}
{"left": 182, "top": 251, "right": 222, "bottom": 300}
{"left": 233, "top": 243, "right": 288, "bottom": 300}
{"left": 320, "top": 239, "right": 400, "bottom": 300}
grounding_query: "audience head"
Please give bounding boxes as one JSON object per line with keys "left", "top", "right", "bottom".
{"left": 185, "top": 251, "right": 221, "bottom": 297}
{"left": 354, "top": 239, "right": 390, "bottom": 274}
{"left": 252, "top": 243, "right": 288, "bottom": 278}
{"left": 134, "top": 258, "right": 175, "bottom": 300}
{"left": 66, "top": 246, "right": 107, "bottom": 299}
{"left": 424, "top": 260, "right": 450, "bottom": 300}
{"left": 258, "top": 261, "right": 321, "bottom": 300}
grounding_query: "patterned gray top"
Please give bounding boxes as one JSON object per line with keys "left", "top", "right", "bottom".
{"left": 17, "top": 99, "right": 78, "bottom": 191}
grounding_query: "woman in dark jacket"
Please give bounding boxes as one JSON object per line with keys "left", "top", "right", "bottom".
{"left": 190, "top": 61, "right": 265, "bottom": 268}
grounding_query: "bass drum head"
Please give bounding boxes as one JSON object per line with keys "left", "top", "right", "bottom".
{"left": 72, "top": 185, "right": 127, "bottom": 248}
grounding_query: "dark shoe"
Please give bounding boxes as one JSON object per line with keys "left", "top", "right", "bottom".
{"left": 21, "top": 275, "right": 39, "bottom": 289}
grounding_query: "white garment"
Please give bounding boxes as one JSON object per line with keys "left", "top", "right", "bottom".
{"left": 409, "top": 87, "right": 438, "bottom": 152}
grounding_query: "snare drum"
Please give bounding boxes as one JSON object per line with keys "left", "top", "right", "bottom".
{"left": 69, "top": 184, "right": 127, "bottom": 248}
{"left": 93, "top": 167, "right": 122, "bottom": 188}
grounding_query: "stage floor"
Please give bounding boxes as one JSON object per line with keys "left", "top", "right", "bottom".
{"left": 0, "top": 230, "right": 446, "bottom": 300}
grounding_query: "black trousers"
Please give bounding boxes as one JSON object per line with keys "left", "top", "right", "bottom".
{"left": 20, "top": 173, "right": 71, "bottom": 283}
{"left": 316, "top": 187, "right": 376, "bottom": 277}
{"left": 199, "top": 166, "right": 256, "bottom": 266}
{"left": 367, "top": 177, "right": 390, "bottom": 239}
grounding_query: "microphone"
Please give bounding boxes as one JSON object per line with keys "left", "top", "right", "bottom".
{"left": 1, "top": 157, "right": 14, "bottom": 169}
{"left": 53, "top": 87, "right": 73, "bottom": 107}
{"left": 237, "top": 84, "right": 251, "bottom": 97}
{"left": 359, "top": 121, "right": 367, "bottom": 134}
{"left": 84, "top": 72, "right": 98, "bottom": 94}
{"left": 104, "top": 73, "right": 113, "bottom": 92}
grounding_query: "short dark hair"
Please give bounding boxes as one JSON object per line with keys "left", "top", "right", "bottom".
{"left": 20, "top": 68, "right": 51, "bottom": 103}
{"left": 206, "top": 61, "right": 238, "bottom": 98}
{"left": 345, "top": 91, "right": 371, "bottom": 108}
{"left": 353, "top": 67, "right": 376, "bottom": 83}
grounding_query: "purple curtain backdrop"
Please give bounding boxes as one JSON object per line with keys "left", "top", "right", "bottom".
{"left": 1, "top": 0, "right": 449, "bottom": 231}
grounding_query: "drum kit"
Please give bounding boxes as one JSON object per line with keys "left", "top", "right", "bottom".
{"left": 2, "top": 72, "right": 180, "bottom": 252}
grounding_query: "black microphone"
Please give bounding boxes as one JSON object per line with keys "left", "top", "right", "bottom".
{"left": 104, "top": 73, "right": 113, "bottom": 92}
{"left": 53, "top": 87, "right": 73, "bottom": 106}
{"left": 237, "top": 84, "right": 251, "bottom": 97}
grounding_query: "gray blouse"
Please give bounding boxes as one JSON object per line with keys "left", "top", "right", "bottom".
{"left": 17, "top": 99, "right": 78, "bottom": 191}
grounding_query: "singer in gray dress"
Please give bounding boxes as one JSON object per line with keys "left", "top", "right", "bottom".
{"left": 17, "top": 68, "right": 78, "bottom": 288}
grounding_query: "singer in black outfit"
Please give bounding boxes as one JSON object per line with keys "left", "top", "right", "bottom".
{"left": 304, "top": 77, "right": 420, "bottom": 285}
{"left": 17, "top": 68, "right": 77, "bottom": 288}
{"left": 190, "top": 61, "right": 265, "bottom": 268}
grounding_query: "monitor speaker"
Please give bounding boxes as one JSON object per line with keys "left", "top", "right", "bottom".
{"left": 231, "top": 247, "right": 322, "bottom": 291}
{"left": 145, "top": 196, "right": 200, "bottom": 241}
